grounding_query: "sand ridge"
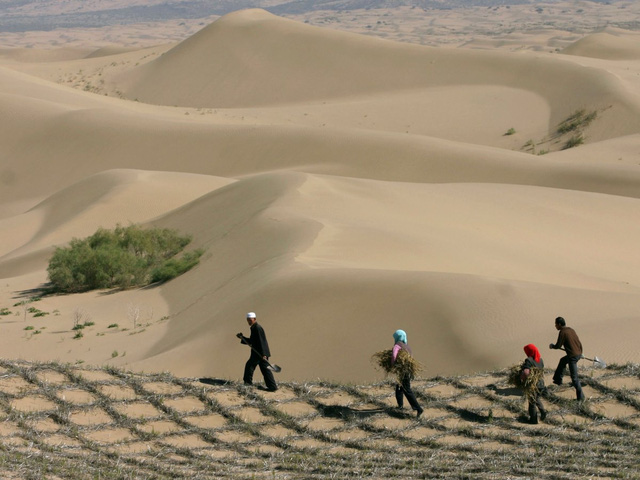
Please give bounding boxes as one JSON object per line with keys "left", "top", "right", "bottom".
{"left": 0, "top": 7, "right": 639, "bottom": 383}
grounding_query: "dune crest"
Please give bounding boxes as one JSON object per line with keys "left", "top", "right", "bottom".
{"left": 562, "top": 31, "right": 640, "bottom": 60}
{"left": 116, "top": 9, "right": 640, "bottom": 136}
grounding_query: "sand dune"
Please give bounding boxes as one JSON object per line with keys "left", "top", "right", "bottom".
{"left": 0, "top": 9, "right": 639, "bottom": 383}
{"left": 116, "top": 10, "right": 640, "bottom": 138}
{"left": 132, "top": 171, "right": 640, "bottom": 379}
{"left": 562, "top": 31, "right": 640, "bottom": 60}
{"left": 0, "top": 169, "right": 232, "bottom": 277}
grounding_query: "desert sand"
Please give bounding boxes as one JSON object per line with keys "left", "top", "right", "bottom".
{"left": 1, "top": 5, "right": 639, "bottom": 386}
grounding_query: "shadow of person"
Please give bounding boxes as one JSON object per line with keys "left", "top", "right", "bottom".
{"left": 198, "top": 378, "right": 231, "bottom": 386}
{"left": 315, "top": 404, "right": 390, "bottom": 420}
{"left": 490, "top": 386, "right": 522, "bottom": 397}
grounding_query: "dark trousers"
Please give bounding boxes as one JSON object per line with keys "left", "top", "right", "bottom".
{"left": 395, "top": 376, "right": 422, "bottom": 412}
{"left": 553, "top": 354, "right": 584, "bottom": 400}
{"left": 243, "top": 353, "right": 277, "bottom": 391}
{"left": 528, "top": 391, "right": 546, "bottom": 421}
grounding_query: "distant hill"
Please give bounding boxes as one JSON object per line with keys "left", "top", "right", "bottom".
{"left": 0, "top": 0, "right": 539, "bottom": 32}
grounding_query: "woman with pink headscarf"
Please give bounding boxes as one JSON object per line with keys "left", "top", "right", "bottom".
{"left": 392, "top": 329, "right": 423, "bottom": 418}
{"left": 521, "top": 343, "right": 547, "bottom": 424}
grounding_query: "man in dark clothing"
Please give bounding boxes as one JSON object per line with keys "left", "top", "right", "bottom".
{"left": 549, "top": 316, "right": 585, "bottom": 401}
{"left": 237, "top": 312, "right": 277, "bottom": 392}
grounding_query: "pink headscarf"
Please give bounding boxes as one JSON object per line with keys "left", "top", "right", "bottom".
{"left": 524, "top": 344, "right": 541, "bottom": 363}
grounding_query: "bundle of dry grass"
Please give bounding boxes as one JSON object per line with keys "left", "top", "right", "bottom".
{"left": 507, "top": 364, "right": 544, "bottom": 401}
{"left": 372, "top": 349, "right": 422, "bottom": 381}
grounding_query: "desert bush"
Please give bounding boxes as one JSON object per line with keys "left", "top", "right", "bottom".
{"left": 504, "top": 127, "right": 516, "bottom": 136}
{"left": 47, "top": 225, "right": 203, "bottom": 293}
{"left": 563, "top": 134, "right": 584, "bottom": 150}
{"left": 556, "top": 109, "right": 597, "bottom": 135}
{"left": 150, "top": 250, "right": 204, "bottom": 283}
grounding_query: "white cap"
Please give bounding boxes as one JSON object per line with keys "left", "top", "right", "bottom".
{"left": 246, "top": 312, "right": 256, "bottom": 319}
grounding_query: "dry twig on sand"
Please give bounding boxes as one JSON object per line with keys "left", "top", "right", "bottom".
{"left": 372, "top": 349, "right": 422, "bottom": 381}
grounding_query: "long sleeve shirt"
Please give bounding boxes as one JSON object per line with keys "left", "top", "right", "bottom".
{"left": 248, "top": 322, "right": 271, "bottom": 357}
{"left": 552, "top": 326, "right": 583, "bottom": 357}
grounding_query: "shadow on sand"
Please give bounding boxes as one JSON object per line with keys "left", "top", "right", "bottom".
{"left": 199, "top": 378, "right": 232, "bottom": 386}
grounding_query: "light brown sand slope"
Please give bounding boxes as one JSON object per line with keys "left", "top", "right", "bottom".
{"left": 562, "top": 31, "right": 640, "bottom": 60}
{"left": 0, "top": 10, "right": 639, "bottom": 383}
{"left": 130, "top": 172, "right": 640, "bottom": 379}
{"left": 116, "top": 10, "right": 640, "bottom": 142}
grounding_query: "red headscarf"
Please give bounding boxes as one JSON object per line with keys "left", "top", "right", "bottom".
{"left": 524, "top": 344, "right": 541, "bottom": 363}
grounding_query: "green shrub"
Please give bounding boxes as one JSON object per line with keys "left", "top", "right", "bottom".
{"left": 504, "top": 127, "right": 516, "bottom": 136}
{"left": 557, "top": 109, "right": 597, "bottom": 135}
{"left": 73, "top": 321, "right": 94, "bottom": 331}
{"left": 47, "top": 225, "right": 202, "bottom": 293}
{"left": 563, "top": 134, "right": 584, "bottom": 150}
{"left": 0, "top": 308, "right": 11, "bottom": 316}
{"left": 150, "top": 250, "right": 204, "bottom": 283}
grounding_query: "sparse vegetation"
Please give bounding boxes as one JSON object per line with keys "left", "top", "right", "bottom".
{"left": 563, "top": 134, "right": 584, "bottom": 149}
{"left": 504, "top": 127, "right": 516, "bottom": 136}
{"left": 72, "top": 307, "right": 90, "bottom": 328}
{"left": 29, "top": 306, "right": 49, "bottom": 317}
{"left": 521, "top": 109, "right": 598, "bottom": 154}
{"left": 127, "top": 303, "right": 141, "bottom": 329}
{"left": 0, "top": 307, "right": 11, "bottom": 316}
{"left": 47, "top": 224, "right": 203, "bottom": 293}
{"left": 14, "top": 297, "right": 42, "bottom": 321}
{"left": 72, "top": 320, "right": 94, "bottom": 332}
{"left": 556, "top": 109, "right": 597, "bottom": 135}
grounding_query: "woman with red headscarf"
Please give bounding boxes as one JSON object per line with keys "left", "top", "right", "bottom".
{"left": 521, "top": 344, "right": 547, "bottom": 424}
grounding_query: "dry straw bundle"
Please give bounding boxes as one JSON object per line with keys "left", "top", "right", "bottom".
{"left": 372, "top": 349, "right": 422, "bottom": 381}
{"left": 507, "top": 364, "right": 544, "bottom": 401}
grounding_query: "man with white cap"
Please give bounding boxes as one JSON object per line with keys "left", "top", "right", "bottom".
{"left": 237, "top": 312, "right": 278, "bottom": 392}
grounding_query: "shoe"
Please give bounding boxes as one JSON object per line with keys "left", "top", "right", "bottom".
{"left": 267, "top": 388, "right": 278, "bottom": 392}
{"left": 529, "top": 417, "right": 539, "bottom": 425}
{"left": 416, "top": 409, "right": 423, "bottom": 418}
{"left": 540, "top": 410, "right": 547, "bottom": 421}
{"left": 552, "top": 379, "right": 562, "bottom": 386}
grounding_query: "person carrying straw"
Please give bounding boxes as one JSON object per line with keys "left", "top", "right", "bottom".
{"left": 391, "top": 329, "right": 423, "bottom": 418}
